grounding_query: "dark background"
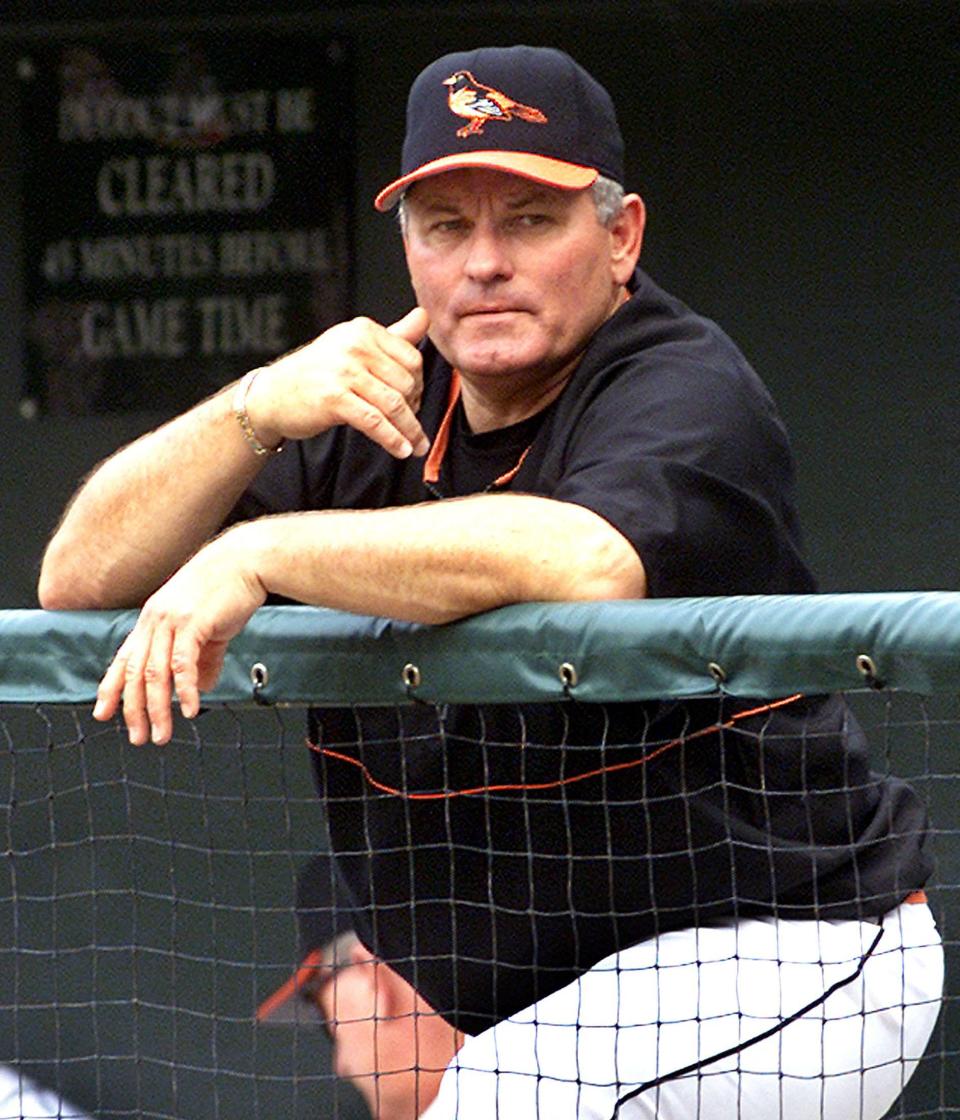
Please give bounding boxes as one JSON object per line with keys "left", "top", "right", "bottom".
{"left": 0, "top": 0, "right": 957, "bottom": 605}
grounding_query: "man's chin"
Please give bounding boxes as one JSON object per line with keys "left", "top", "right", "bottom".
{"left": 446, "top": 343, "right": 542, "bottom": 381}
{"left": 440, "top": 324, "right": 542, "bottom": 375}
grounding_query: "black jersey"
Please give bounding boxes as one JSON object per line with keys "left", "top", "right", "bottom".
{"left": 234, "top": 267, "right": 814, "bottom": 599}
{"left": 233, "top": 268, "right": 931, "bottom": 1034}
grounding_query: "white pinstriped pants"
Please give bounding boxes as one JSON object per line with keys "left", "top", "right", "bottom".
{"left": 0, "top": 1064, "right": 95, "bottom": 1120}
{"left": 423, "top": 901, "right": 944, "bottom": 1120}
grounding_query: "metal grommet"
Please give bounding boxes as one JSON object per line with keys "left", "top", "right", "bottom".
{"left": 856, "top": 654, "right": 884, "bottom": 689}
{"left": 250, "top": 662, "right": 269, "bottom": 705}
{"left": 402, "top": 663, "right": 422, "bottom": 690}
{"left": 707, "top": 661, "right": 727, "bottom": 686}
{"left": 559, "top": 662, "right": 578, "bottom": 689}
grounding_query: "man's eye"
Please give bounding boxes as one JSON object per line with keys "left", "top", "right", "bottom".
{"left": 514, "top": 213, "right": 550, "bottom": 228}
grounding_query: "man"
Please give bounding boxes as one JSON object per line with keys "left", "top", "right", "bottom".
{"left": 257, "top": 855, "right": 463, "bottom": 1120}
{"left": 40, "top": 45, "right": 942, "bottom": 1119}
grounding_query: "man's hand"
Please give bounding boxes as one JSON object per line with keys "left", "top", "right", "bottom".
{"left": 37, "top": 307, "right": 431, "bottom": 613}
{"left": 245, "top": 307, "right": 431, "bottom": 458}
{"left": 93, "top": 526, "right": 267, "bottom": 746}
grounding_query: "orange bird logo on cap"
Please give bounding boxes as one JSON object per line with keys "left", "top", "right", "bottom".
{"left": 443, "top": 70, "right": 548, "bottom": 138}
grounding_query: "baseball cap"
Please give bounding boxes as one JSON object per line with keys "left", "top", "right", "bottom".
{"left": 374, "top": 45, "right": 624, "bottom": 211}
{"left": 256, "top": 854, "right": 359, "bottom": 1027}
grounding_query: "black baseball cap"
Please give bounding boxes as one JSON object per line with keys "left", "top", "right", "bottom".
{"left": 256, "top": 854, "right": 358, "bottom": 1026}
{"left": 374, "top": 45, "right": 624, "bottom": 211}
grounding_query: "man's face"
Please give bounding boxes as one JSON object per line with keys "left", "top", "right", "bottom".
{"left": 316, "top": 950, "right": 460, "bottom": 1120}
{"left": 402, "top": 168, "right": 636, "bottom": 397}
{"left": 317, "top": 954, "right": 383, "bottom": 1112}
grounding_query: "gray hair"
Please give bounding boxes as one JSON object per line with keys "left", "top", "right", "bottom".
{"left": 589, "top": 175, "right": 625, "bottom": 226}
{"left": 396, "top": 173, "right": 625, "bottom": 232}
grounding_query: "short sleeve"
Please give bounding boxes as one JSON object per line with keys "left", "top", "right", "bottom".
{"left": 549, "top": 360, "right": 814, "bottom": 598}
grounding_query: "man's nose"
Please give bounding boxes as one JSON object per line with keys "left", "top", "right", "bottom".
{"left": 462, "top": 225, "right": 513, "bottom": 284}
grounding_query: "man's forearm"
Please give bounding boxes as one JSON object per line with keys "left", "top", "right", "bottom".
{"left": 90, "top": 491, "right": 647, "bottom": 746}
{"left": 39, "top": 310, "right": 430, "bottom": 612}
{"left": 233, "top": 493, "right": 647, "bottom": 624}
{"left": 38, "top": 385, "right": 266, "bottom": 610}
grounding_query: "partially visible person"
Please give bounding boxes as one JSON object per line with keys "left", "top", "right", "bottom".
{"left": 258, "top": 855, "right": 463, "bottom": 1119}
{"left": 0, "top": 1063, "right": 95, "bottom": 1119}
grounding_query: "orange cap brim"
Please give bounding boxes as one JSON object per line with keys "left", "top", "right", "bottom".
{"left": 256, "top": 947, "right": 326, "bottom": 1025}
{"left": 374, "top": 151, "right": 598, "bottom": 211}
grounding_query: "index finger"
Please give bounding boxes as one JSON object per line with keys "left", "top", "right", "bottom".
{"left": 171, "top": 627, "right": 203, "bottom": 721}
{"left": 94, "top": 647, "right": 128, "bottom": 723}
{"left": 371, "top": 333, "right": 425, "bottom": 383}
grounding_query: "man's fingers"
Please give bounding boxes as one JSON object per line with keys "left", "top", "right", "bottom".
{"left": 361, "top": 341, "right": 428, "bottom": 455}
{"left": 386, "top": 306, "right": 429, "bottom": 345}
{"left": 144, "top": 623, "right": 175, "bottom": 745}
{"left": 172, "top": 629, "right": 203, "bottom": 720}
{"left": 382, "top": 310, "right": 429, "bottom": 453}
{"left": 196, "top": 640, "right": 230, "bottom": 694}
{"left": 94, "top": 619, "right": 180, "bottom": 746}
{"left": 374, "top": 330, "right": 426, "bottom": 377}
{"left": 94, "top": 648, "right": 128, "bottom": 722}
{"left": 90, "top": 534, "right": 262, "bottom": 747}
{"left": 119, "top": 633, "right": 152, "bottom": 747}
{"left": 248, "top": 313, "right": 429, "bottom": 450}
{"left": 352, "top": 369, "right": 429, "bottom": 456}
{"left": 337, "top": 386, "right": 428, "bottom": 459}
{"left": 93, "top": 627, "right": 202, "bottom": 745}
{"left": 356, "top": 344, "right": 423, "bottom": 406}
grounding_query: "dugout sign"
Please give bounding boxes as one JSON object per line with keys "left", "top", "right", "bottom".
{"left": 17, "top": 37, "right": 353, "bottom": 415}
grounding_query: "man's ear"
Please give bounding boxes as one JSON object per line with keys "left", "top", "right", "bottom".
{"left": 610, "top": 193, "right": 646, "bottom": 285}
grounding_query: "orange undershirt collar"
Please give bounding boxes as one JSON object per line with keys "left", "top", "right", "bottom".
{"left": 422, "top": 370, "right": 532, "bottom": 491}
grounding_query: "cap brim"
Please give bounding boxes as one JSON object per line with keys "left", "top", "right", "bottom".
{"left": 256, "top": 948, "right": 327, "bottom": 1027}
{"left": 374, "top": 151, "right": 598, "bottom": 211}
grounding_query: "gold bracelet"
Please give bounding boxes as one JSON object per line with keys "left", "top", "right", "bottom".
{"left": 232, "top": 369, "right": 284, "bottom": 457}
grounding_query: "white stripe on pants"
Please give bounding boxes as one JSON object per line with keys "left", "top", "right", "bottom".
{"left": 423, "top": 902, "right": 944, "bottom": 1120}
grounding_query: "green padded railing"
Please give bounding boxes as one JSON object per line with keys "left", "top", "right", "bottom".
{"left": 2, "top": 590, "right": 959, "bottom": 706}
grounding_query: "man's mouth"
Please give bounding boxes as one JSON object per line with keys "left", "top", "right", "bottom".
{"left": 459, "top": 305, "right": 527, "bottom": 318}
